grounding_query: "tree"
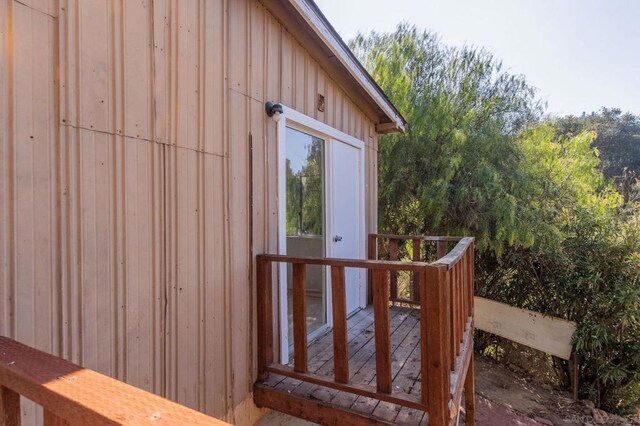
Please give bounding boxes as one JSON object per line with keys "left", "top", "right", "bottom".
{"left": 353, "top": 24, "right": 640, "bottom": 414}
{"left": 555, "top": 108, "right": 640, "bottom": 189}
{"left": 350, "top": 24, "right": 543, "bottom": 253}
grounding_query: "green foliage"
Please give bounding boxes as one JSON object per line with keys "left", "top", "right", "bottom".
{"left": 285, "top": 139, "right": 324, "bottom": 236}
{"left": 555, "top": 108, "right": 640, "bottom": 187}
{"left": 351, "top": 24, "right": 543, "bottom": 254}
{"left": 353, "top": 24, "right": 640, "bottom": 414}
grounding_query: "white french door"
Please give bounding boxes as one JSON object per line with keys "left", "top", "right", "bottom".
{"left": 277, "top": 106, "right": 365, "bottom": 364}
{"left": 328, "top": 141, "right": 364, "bottom": 315}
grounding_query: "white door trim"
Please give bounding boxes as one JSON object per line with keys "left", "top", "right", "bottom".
{"left": 276, "top": 105, "right": 366, "bottom": 364}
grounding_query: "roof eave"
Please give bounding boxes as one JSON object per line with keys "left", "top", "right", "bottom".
{"left": 265, "top": 0, "right": 407, "bottom": 134}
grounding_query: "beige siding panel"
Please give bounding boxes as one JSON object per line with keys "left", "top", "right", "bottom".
{"left": 202, "top": 0, "right": 226, "bottom": 156}
{"left": 280, "top": 28, "right": 293, "bottom": 106}
{"left": 249, "top": 2, "right": 265, "bottom": 102}
{"left": 1, "top": 2, "right": 58, "bottom": 423}
{"left": 228, "top": 89, "right": 251, "bottom": 408}
{"left": 316, "top": 67, "right": 326, "bottom": 123}
{"left": 306, "top": 58, "right": 316, "bottom": 118}
{"left": 202, "top": 153, "right": 229, "bottom": 416}
{"left": 293, "top": 42, "right": 305, "bottom": 113}
{"left": 10, "top": 0, "right": 58, "bottom": 353}
{"left": 264, "top": 12, "right": 280, "bottom": 103}
{"left": 173, "top": 0, "right": 199, "bottom": 151}
{"left": 122, "top": 0, "right": 154, "bottom": 141}
{"left": 0, "top": 0, "right": 12, "bottom": 340}
{"left": 17, "top": 0, "right": 56, "bottom": 18}
{"left": 1, "top": 1, "right": 381, "bottom": 424}
{"left": 228, "top": 0, "right": 248, "bottom": 96}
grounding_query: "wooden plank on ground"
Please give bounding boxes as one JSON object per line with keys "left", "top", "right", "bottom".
{"left": 474, "top": 296, "right": 576, "bottom": 360}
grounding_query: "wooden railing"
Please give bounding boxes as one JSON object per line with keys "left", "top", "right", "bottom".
{"left": 256, "top": 234, "right": 475, "bottom": 426}
{"left": 368, "top": 234, "right": 462, "bottom": 305}
{"left": 0, "top": 336, "right": 228, "bottom": 425}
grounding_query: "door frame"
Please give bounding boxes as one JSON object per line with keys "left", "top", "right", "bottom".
{"left": 276, "top": 105, "right": 366, "bottom": 364}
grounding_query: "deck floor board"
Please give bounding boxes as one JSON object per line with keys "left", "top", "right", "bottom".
{"left": 259, "top": 305, "right": 427, "bottom": 424}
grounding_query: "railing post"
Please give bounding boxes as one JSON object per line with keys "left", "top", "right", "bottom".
{"left": 0, "top": 385, "right": 20, "bottom": 426}
{"left": 372, "top": 269, "right": 392, "bottom": 394}
{"left": 292, "top": 263, "right": 308, "bottom": 373}
{"left": 421, "top": 265, "right": 451, "bottom": 426}
{"left": 411, "top": 239, "right": 421, "bottom": 302}
{"left": 257, "top": 257, "right": 274, "bottom": 380}
{"left": 464, "top": 352, "right": 476, "bottom": 426}
{"left": 367, "top": 234, "right": 377, "bottom": 305}
{"left": 437, "top": 240, "right": 447, "bottom": 259}
{"left": 389, "top": 239, "right": 399, "bottom": 300}
{"left": 331, "top": 266, "right": 349, "bottom": 383}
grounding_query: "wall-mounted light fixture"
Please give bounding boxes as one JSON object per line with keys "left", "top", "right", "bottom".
{"left": 265, "top": 101, "right": 283, "bottom": 122}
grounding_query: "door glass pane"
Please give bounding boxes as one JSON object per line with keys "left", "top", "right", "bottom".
{"left": 285, "top": 127, "right": 326, "bottom": 344}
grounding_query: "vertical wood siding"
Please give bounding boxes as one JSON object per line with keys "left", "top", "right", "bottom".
{"left": 0, "top": 0, "right": 379, "bottom": 423}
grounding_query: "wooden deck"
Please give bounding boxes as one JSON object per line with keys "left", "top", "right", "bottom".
{"left": 255, "top": 305, "right": 428, "bottom": 425}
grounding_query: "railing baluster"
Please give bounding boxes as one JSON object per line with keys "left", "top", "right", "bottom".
{"left": 0, "top": 385, "right": 20, "bottom": 426}
{"left": 468, "top": 241, "right": 476, "bottom": 316}
{"left": 437, "top": 240, "right": 447, "bottom": 259}
{"left": 412, "top": 239, "right": 421, "bottom": 302}
{"left": 389, "top": 239, "right": 399, "bottom": 300}
{"left": 465, "top": 352, "right": 476, "bottom": 426}
{"left": 457, "top": 264, "right": 463, "bottom": 350}
{"left": 449, "top": 268, "right": 456, "bottom": 367}
{"left": 372, "top": 269, "right": 392, "bottom": 394}
{"left": 367, "top": 234, "right": 377, "bottom": 306}
{"left": 292, "top": 263, "right": 308, "bottom": 373}
{"left": 422, "top": 265, "right": 451, "bottom": 424}
{"left": 257, "top": 258, "right": 273, "bottom": 380}
{"left": 331, "top": 266, "right": 349, "bottom": 384}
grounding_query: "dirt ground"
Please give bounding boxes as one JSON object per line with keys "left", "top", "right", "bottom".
{"left": 471, "top": 355, "right": 638, "bottom": 426}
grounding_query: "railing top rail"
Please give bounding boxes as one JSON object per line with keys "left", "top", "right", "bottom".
{"left": 257, "top": 254, "right": 431, "bottom": 272}
{"left": 370, "top": 234, "right": 463, "bottom": 242}
{"left": 432, "top": 237, "right": 475, "bottom": 269}
{"left": 0, "top": 336, "right": 228, "bottom": 425}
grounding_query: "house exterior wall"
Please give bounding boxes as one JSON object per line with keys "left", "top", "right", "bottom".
{"left": 0, "top": 0, "right": 379, "bottom": 423}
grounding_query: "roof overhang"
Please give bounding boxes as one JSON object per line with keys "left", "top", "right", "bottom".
{"left": 261, "top": 0, "right": 406, "bottom": 134}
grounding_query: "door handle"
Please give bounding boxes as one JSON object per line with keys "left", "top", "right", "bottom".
{"left": 333, "top": 235, "right": 343, "bottom": 242}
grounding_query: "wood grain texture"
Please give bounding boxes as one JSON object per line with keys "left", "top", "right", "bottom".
{"left": 330, "top": 266, "right": 349, "bottom": 384}
{"left": 372, "top": 270, "right": 392, "bottom": 394}
{"left": 475, "top": 296, "right": 576, "bottom": 360}
{"left": 464, "top": 352, "right": 476, "bottom": 426}
{"left": 292, "top": 263, "right": 308, "bottom": 373}
{"left": 422, "top": 265, "right": 450, "bottom": 424}
{"left": 257, "top": 259, "right": 274, "bottom": 380}
{"left": 254, "top": 385, "right": 393, "bottom": 426}
{"left": 0, "top": 337, "right": 228, "bottom": 425}
{"left": 389, "top": 239, "right": 399, "bottom": 300}
{"left": 0, "top": 386, "right": 20, "bottom": 426}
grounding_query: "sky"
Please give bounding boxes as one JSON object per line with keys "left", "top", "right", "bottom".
{"left": 314, "top": 0, "right": 640, "bottom": 117}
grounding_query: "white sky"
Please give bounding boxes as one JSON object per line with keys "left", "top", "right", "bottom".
{"left": 314, "top": 0, "right": 640, "bottom": 117}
